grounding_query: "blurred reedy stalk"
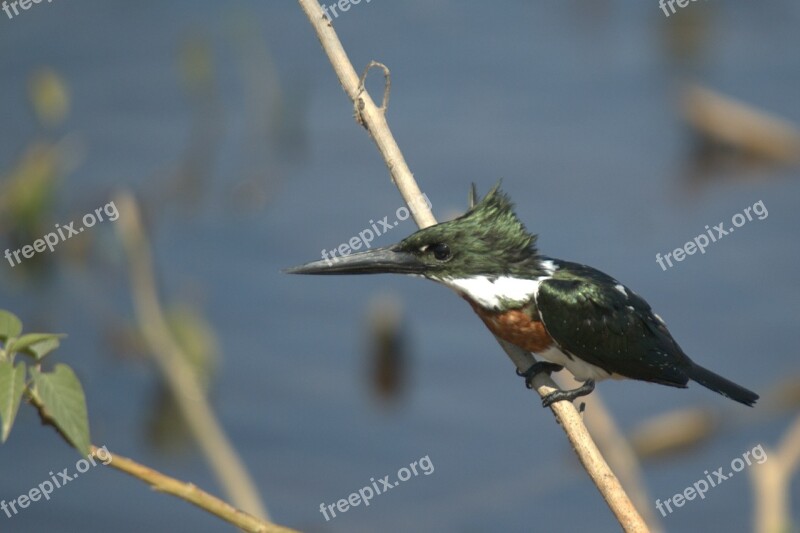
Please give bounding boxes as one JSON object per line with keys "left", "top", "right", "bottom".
{"left": 114, "top": 193, "right": 269, "bottom": 521}
{"left": 752, "top": 412, "right": 800, "bottom": 533}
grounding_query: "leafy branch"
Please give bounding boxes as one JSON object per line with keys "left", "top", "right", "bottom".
{"left": 0, "top": 309, "right": 298, "bottom": 533}
{"left": 0, "top": 309, "right": 87, "bottom": 453}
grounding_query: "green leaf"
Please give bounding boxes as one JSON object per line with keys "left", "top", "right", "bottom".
{"left": 0, "top": 361, "right": 26, "bottom": 443}
{"left": 8, "top": 333, "right": 64, "bottom": 360}
{"left": 0, "top": 310, "right": 22, "bottom": 341}
{"left": 31, "top": 364, "right": 91, "bottom": 455}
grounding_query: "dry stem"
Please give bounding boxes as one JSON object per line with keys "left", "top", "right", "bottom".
{"left": 91, "top": 445, "right": 299, "bottom": 533}
{"left": 27, "top": 393, "right": 295, "bottom": 532}
{"left": 296, "top": 1, "right": 648, "bottom": 530}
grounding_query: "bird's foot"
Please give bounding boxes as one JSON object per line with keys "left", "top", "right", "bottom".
{"left": 541, "top": 380, "right": 595, "bottom": 408}
{"left": 516, "top": 362, "right": 564, "bottom": 389}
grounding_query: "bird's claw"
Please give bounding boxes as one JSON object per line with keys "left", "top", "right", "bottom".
{"left": 516, "top": 362, "right": 564, "bottom": 389}
{"left": 540, "top": 379, "right": 596, "bottom": 408}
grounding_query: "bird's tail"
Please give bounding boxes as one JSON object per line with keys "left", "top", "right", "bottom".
{"left": 687, "top": 363, "right": 759, "bottom": 407}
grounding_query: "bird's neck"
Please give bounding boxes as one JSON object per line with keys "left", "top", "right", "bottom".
{"left": 437, "top": 259, "right": 556, "bottom": 311}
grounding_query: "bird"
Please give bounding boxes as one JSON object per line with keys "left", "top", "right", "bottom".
{"left": 285, "top": 184, "right": 759, "bottom": 408}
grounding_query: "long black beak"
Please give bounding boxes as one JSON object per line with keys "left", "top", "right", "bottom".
{"left": 284, "top": 245, "right": 424, "bottom": 275}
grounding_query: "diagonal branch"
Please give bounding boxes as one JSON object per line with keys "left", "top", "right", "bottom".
{"left": 27, "top": 393, "right": 297, "bottom": 532}
{"left": 89, "top": 445, "right": 299, "bottom": 533}
{"left": 296, "top": 1, "right": 648, "bottom": 530}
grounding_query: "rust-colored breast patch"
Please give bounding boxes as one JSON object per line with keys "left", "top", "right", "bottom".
{"left": 466, "top": 301, "right": 554, "bottom": 353}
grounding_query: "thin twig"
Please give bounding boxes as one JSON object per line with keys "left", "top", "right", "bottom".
{"left": 296, "top": 1, "right": 648, "bottom": 530}
{"left": 27, "top": 393, "right": 295, "bottom": 532}
{"left": 92, "top": 445, "right": 299, "bottom": 533}
{"left": 298, "top": 1, "right": 434, "bottom": 230}
{"left": 114, "top": 192, "right": 269, "bottom": 520}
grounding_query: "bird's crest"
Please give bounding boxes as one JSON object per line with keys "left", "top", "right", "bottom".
{"left": 396, "top": 181, "right": 541, "bottom": 279}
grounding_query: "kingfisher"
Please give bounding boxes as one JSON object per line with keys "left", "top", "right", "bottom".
{"left": 285, "top": 184, "right": 759, "bottom": 408}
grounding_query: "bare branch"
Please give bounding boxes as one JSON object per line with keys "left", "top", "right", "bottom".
{"left": 296, "top": 1, "right": 649, "bottom": 530}
{"left": 92, "top": 445, "right": 299, "bottom": 533}
{"left": 27, "top": 393, "right": 296, "bottom": 532}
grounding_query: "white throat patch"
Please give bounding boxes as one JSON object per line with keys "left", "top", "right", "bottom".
{"left": 435, "top": 261, "right": 557, "bottom": 310}
{"left": 438, "top": 276, "right": 542, "bottom": 310}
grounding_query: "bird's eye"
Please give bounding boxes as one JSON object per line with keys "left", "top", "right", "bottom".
{"left": 432, "top": 243, "right": 451, "bottom": 261}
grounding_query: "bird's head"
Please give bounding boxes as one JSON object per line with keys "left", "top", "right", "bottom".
{"left": 285, "top": 184, "right": 544, "bottom": 283}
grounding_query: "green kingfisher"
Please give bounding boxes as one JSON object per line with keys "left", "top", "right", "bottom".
{"left": 285, "top": 185, "right": 759, "bottom": 408}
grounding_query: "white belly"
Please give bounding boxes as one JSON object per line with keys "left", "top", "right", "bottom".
{"left": 536, "top": 345, "right": 621, "bottom": 382}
